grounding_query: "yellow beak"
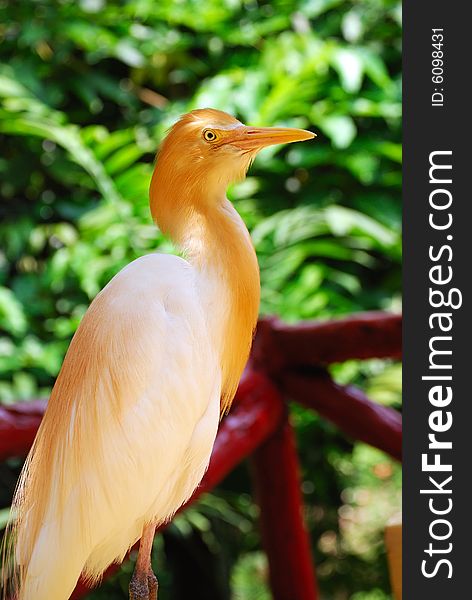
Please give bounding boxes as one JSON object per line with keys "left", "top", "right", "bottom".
{"left": 224, "top": 125, "right": 316, "bottom": 150}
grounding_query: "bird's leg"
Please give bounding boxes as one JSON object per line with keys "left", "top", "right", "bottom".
{"left": 129, "top": 523, "right": 158, "bottom": 600}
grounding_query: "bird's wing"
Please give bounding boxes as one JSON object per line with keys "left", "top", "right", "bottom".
{"left": 11, "top": 253, "right": 221, "bottom": 598}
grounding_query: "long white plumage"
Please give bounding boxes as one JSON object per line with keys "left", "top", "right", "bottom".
{"left": 2, "top": 108, "right": 314, "bottom": 600}
{"left": 18, "top": 254, "right": 221, "bottom": 598}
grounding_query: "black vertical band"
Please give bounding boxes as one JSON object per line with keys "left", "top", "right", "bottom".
{"left": 403, "top": 2, "right": 470, "bottom": 597}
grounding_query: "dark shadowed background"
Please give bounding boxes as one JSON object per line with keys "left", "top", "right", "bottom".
{"left": 0, "top": 1, "right": 401, "bottom": 598}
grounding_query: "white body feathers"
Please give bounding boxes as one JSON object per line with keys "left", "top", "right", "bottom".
{"left": 15, "top": 254, "right": 223, "bottom": 599}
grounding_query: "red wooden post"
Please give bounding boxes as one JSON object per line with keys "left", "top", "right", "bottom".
{"left": 282, "top": 372, "right": 402, "bottom": 461}
{"left": 250, "top": 403, "right": 318, "bottom": 600}
{"left": 253, "top": 312, "right": 402, "bottom": 372}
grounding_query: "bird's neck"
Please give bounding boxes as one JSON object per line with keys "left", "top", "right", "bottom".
{"left": 150, "top": 179, "right": 260, "bottom": 415}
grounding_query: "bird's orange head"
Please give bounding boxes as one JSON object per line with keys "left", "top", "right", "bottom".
{"left": 150, "top": 109, "right": 315, "bottom": 218}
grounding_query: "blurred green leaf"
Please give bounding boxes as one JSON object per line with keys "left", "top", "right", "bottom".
{"left": 0, "top": 287, "right": 27, "bottom": 336}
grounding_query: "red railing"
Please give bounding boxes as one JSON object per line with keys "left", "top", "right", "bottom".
{"left": 0, "top": 311, "right": 402, "bottom": 599}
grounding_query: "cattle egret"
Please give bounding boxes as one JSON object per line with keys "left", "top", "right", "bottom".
{"left": 2, "top": 108, "right": 315, "bottom": 600}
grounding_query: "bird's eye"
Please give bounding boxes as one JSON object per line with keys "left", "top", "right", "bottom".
{"left": 203, "top": 129, "right": 217, "bottom": 142}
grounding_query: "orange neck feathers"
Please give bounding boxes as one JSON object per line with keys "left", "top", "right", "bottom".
{"left": 150, "top": 132, "right": 260, "bottom": 415}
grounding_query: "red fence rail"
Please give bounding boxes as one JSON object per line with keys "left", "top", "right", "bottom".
{"left": 0, "top": 311, "right": 402, "bottom": 599}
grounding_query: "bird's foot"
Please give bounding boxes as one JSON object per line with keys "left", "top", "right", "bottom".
{"left": 129, "top": 569, "right": 158, "bottom": 600}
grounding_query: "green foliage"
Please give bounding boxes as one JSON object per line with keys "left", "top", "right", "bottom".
{"left": 0, "top": 0, "right": 401, "bottom": 598}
